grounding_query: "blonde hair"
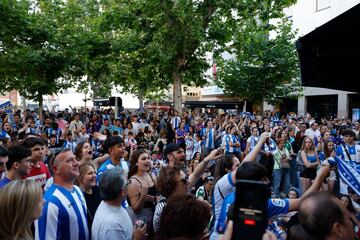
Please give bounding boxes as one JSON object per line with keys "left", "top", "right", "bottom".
{"left": 76, "top": 162, "right": 96, "bottom": 186}
{"left": 0, "top": 180, "right": 42, "bottom": 240}
{"left": 300, "top": 136, "right": 315, "bottom": 152}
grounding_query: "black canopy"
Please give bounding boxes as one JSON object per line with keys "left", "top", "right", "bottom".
{"left": 296, "top": 3, "right": 360, "bottom": 92}
{"left": 184, "top": 101, "right": 243, "bottom": 110}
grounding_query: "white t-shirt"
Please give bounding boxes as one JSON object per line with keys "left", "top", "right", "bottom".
{"left": 211, "top": 173, "right": 235, "bottom": 240}
{"left": 92, "top": 201, "right": 134, "bottom": 240}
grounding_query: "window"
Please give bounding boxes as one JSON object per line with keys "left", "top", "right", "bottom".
{"left": 316, "top": 0, "right": 330, "bottom": 12}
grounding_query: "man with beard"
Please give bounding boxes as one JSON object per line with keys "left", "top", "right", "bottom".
{"left": 164, "top": 143, "right": 222, "bottom": 189}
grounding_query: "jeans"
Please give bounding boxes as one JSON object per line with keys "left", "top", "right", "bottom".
{"left": 289, "top": 157, "right": 299, "bottom": 188}
{"left": 273, "top": 168, "right": 290, "bottom": 198}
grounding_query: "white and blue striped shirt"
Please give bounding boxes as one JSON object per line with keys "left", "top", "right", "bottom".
{"left": 35, "top": 184, "right": 89, "bottom": 240}
{"left": 201, "top": 128, "right": 215, "bottom": 149}
{"left": 224, "top": 134, "right": 240, "bottom": 153}
{"left": 97, "top": 159, "right": 129, "bottom": 182}
{"left": 170, "top": 116, "right": 181, "bottom": 130}
{"left": 63, "top": 140, "right": 77, "bottom": 153}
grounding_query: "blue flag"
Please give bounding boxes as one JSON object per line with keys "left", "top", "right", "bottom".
{"left": 324, "top": 157, "right": 360, "bottom": 196}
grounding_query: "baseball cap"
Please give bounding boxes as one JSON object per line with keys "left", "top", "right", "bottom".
{"left": 163, "top": 143, "right": 181, "bottom": 161}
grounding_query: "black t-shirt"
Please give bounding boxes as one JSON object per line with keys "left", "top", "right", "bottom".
{"left": 83, "top": 186, "right": 102, "bottom": 231}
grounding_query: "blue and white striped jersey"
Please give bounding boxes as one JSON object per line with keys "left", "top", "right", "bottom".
{"left": 35, "top": 184, "right": 89, "bottom": 240}
{"left": 201, "top": 128, "right": 215, "bottom": 149}
{"left": 224, "top": 134, "right": 240, "bottom": 153}
{"left": 97, "top": 159, "right": 129, "bottom": 183}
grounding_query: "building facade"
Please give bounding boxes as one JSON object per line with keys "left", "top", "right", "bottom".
{"left": 288, "top": 0, "right": 360, "bottom": 118}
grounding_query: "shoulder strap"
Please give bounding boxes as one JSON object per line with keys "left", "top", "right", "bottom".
{"left": 342, "top": 144, "right": 352, "bottom": 161}
{"left": 129, "top": 176, "right": 143, "bottom": 188}
{"left": 147, "top": 171, "right": 156, "bottom": 185}
{"left": 217, "top": 185, "right": 225, "bottom": 199}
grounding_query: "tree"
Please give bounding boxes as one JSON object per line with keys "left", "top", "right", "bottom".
{"left": 215, "top": 15, "right": 302, "bottom": 108}
{"left": 102, "top": 0, "right": 297, "bottom": 113}
{"left": 39, "top": 0, "right": 115, "bottom": 100}
{"left": 0, "top": 0, "right": 73, "bottom": 121}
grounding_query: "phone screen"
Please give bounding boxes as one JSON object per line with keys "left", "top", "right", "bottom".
{"left": 232, "top": 180, "right": 270, "bottom": 240}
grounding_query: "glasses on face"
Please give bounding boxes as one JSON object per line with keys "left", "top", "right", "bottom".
{"left": 50, "top": 148, "right": 71, "bottom": 166}
{"left": 176, "top": 150, "right": 185, "bottom": 154}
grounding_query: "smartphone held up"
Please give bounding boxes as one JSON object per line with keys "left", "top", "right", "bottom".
{"left": 232, "top": 180, "right": 270, "bottom": 240}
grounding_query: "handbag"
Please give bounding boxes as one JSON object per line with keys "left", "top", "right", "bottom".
{"left": 275, "top": 149, "right": 290, "bottom": 169}
{"left": 280, "top": 155, "right": 290, "bottom": 169}
{"left": 296, "top": 150, "right": 305, "bottom": 172}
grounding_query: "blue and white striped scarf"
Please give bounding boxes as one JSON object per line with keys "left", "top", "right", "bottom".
{"left": 324, "top": 156, "right": 360, "bottom": 195}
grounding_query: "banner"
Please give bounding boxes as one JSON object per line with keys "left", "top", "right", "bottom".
{"left": 325, "top": 157, "right": 360, "bottom": 196}
{"left": 0, "top": 101, "right": 14, "bottom": 124}
{"left": 353, "top": 108, "right": 360, "bottom": 122}
{"left": 0, "top": 101, "right": 13, "bottom": 112}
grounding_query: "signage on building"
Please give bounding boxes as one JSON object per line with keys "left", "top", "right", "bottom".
{"left": 201, "top": 86, "right": 224, "bottom": 96}
{"left": 352, "top": 108, "right": 360, "bottom": 122}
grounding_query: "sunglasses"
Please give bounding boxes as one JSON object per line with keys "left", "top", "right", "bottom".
{"left": 49, "top": 148, "right": 72, "bottom": 166}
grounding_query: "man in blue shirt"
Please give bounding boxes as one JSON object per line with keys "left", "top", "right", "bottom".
{"left": 0, "top": 145, "right": 31, "bottom": 188}
{"left": 211, "top": 161, "right": 331, "bottom": 239}
{"left": 335, "top": 129, "right": 360, "bottom": 195}
{"left": 97, "top": 136, "right": 128, "bottom": 181}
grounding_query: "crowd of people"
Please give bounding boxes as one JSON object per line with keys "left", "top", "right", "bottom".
{"left": 0, "top": 106, "right": 360, "bottom": 239}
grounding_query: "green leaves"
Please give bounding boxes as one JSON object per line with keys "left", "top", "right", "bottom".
{"left": 1, "top": 0, "right": 300, "bottom": 110}
{"left": 216, "top": 10, "right": 302, "bottom": 105}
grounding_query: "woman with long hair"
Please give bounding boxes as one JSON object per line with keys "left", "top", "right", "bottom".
{"left": 76, "top": 162, "right": 101, "bottom": 235}
{"left": 1, "top": 121, "right": 15, "bottom": 142}
{"left": 123, "top": 122, "right": 133, "bottom": 138}
{"left": 127, "top": 149, "right": 158, "bottom": 235}
{"left": 188, "top": 152, "right": 201, "bottom": 175}
{"left": 213, "top": 154, "right": 239, "bottom": 186}
{"left": 299, "top": 137, "right": 320, "bottom": 193}
{"left": 0, "top": 179, "right": 43, "bottom": 240}
{"left": 245, "top": 127, "right": 261, "bottom": 161}
{"left": 74, "top": 141, "right": 109, "bottom": 170}
{"left": 153, "top": 166, "right": 189, "bottom": 232}
{"left": 318, "top": 139, "right": 337, "bottom": 192}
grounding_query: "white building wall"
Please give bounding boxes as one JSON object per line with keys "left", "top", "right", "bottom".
{"left": 288, "top": 0, "right": 360, "bottom": 117}
{"left": 289, "top": 0, "right": 360, "bottom": 37}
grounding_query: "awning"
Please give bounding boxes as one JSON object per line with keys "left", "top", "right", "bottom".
{"left": 296, "top": 3, "right": 360, "bottom": 92}
{"left": 184, "top": 101, "right": 243, "bottom": 109}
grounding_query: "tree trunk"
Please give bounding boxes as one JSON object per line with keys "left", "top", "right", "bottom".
{"left": 21, "top": 96, "right": 26, "bottom": 110}
{"left": 138, "top": 93, "right": 144, "bottom": 113}
{"left": 243, "top": 100, "right": 247, "bottom": 112}
{"left": 172, "top": 71, "right": 182, "bottom": 114}
{"left": 90, "top": 78, "right": 99, "bottom": 99}
{"left": 38, "top": 95, "right": 44, "bottom": 125}
{"left": 258, "top": 100, "right": 264, "bottom": 115}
